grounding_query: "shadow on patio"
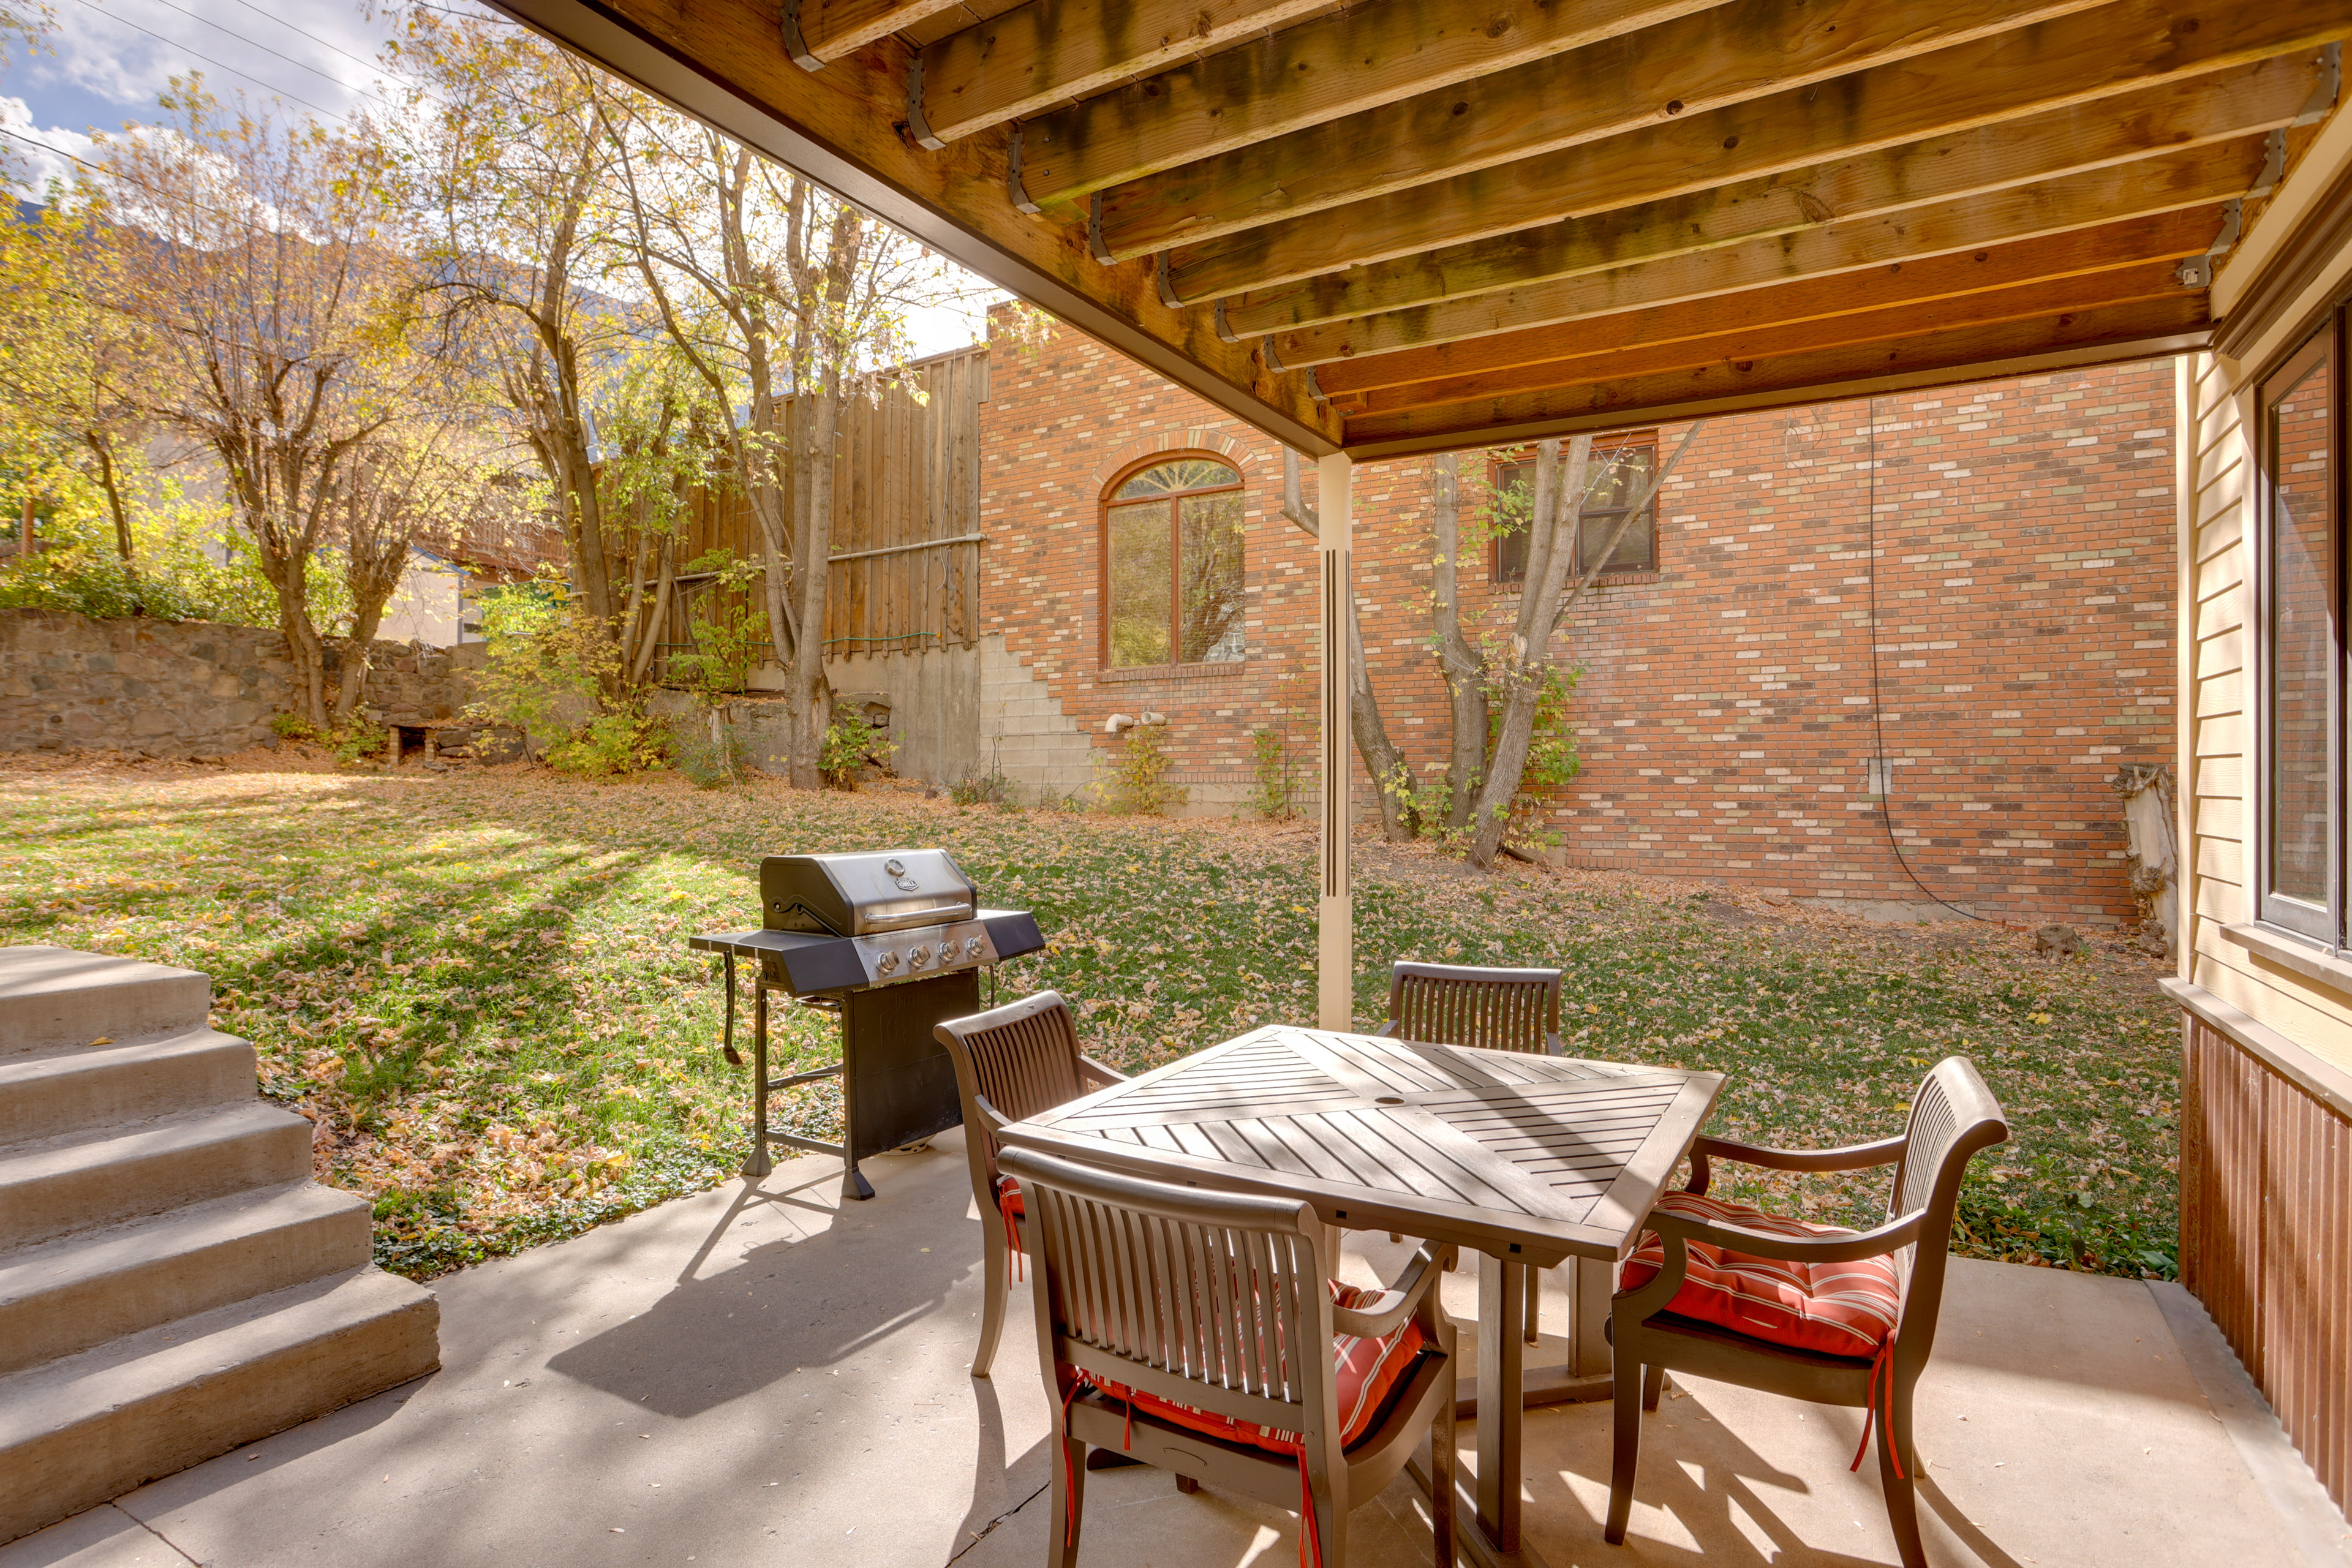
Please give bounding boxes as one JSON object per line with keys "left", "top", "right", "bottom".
{"left": 4, "top": 1128, "right": 2343, "bottom": 1568}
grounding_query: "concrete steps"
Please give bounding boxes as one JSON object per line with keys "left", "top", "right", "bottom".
{"left": 0, "top": 1102, "right": 318, "bottom": 1251}
{"left": 0, "top": 1269, "right": 439, "bottom": 1537}
{"left": 0, "top": 946, "right": 439, "bottom": 1545}
{"left": 0, "top": 1027, "right": 262, "bottom": 1145}
{"left": 1, "top": 945, "right": 211, "bottom": 1057}
{"left": 0, "top": 1182, "right": 375, "bottom": 1377}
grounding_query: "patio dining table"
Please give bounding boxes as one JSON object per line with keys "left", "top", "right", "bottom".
{"left": 990, "top": 1022, "right": 1724, "bottom": 1566}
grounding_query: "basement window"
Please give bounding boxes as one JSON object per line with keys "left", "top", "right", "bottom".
{"left": 1493, "top": 432, "right": 1659, "bottom": 584}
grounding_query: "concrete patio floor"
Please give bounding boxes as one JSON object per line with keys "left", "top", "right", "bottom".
{"left": 5, "top": 1128, "right": 2346, "bottom": 1568}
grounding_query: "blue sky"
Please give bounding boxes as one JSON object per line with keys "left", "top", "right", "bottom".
{"left": 0, "top": 0, "right": 991, "bottom": 354}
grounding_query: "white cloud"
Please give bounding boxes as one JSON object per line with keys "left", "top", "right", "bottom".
{"left": 0, "top": 94, "right": 96, "bottom": 195}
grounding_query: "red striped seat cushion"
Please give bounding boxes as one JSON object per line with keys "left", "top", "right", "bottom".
{"left": 1620, "top": 1191, "right": 1901, "bottom": 1359}
{"left": 1082, "top": 1281, "right": 1425, "bottom": 1457}
{"left": 996, "top": 1173, "right": 1023, "bottom": 1221}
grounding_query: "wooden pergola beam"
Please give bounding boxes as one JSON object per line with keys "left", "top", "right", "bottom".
{"left": 1215, "top": 54, "right": 2319, "bottom": 336}
{"left": 908, "top": 0, "right": 1332, "bottom": 148}
{"left": 1096, "top": 0, "right": 2109, "bottom": 261}
{"left": 1335, "top": 258, "right": 2197, "bottom": 415}
{"left": 1294, "top": 147, "right": 2258, "bottom": 380}
{"left": 783, "top": 0, "right": 968, "bottom": 67}
{"left": 485, "top": 0, "right": 1342, "bottom": 453}
{"left": 1338, "top": 294, "right": 2212, "bottom": 454}
{"left": 1011, "top": 0, "right": 1723, "bottom": 209}
{"left": 1164, "top": 0, "right": 2351, "bottom": 301}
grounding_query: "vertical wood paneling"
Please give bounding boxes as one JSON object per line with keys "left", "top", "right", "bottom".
{"left": 2183, "top": 1015, "right": 2352, "bottom": 1515}
{"left": 620, "top": 347, "right": 985, "bottom": 677}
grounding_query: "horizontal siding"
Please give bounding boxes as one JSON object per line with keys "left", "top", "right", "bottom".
{"left": 2192, "top": 837, "right": 2242, "bottom": 888}
{"left": 2195, "top": 754, "right": 2243, "bottom": 798}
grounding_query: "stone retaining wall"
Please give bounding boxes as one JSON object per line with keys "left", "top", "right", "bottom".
{"left": 0, "top": 609, "right": 483, "bottom": 758}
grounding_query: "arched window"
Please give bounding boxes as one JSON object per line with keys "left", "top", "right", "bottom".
{"left": 1101, "top": 454, "right": 1245, "bottom": 668}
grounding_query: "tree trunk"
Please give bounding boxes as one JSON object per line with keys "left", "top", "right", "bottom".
{"left": 1464, "top": 424, "right": 1705, "bottom": 868}
{"left": 1430, "top": 452, "right": 1488, "bottom": 831}
{"left": 85, "top": 434, "right": 133, "bottom": 564}
{"left": 784, "top": 382, "right": 838, "bottom": 788}
{"left": 1467, "top": 438, "right": 1588, "bottom": 869}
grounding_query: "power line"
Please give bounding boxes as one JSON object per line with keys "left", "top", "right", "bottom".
{"left": 125, "top": 0, "right": 397, "bottom": 109}
{"left": 69, "top": 0, "right": 350, "bottom": 126}
{"left": 224, "top": 0, "right": 383, "bottom": 77}
{"left": 0, "top": 124, "right": 303, "bottom": 232}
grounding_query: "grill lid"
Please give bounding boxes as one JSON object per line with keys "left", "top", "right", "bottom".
{"left": 761, "top": 849, "right": 978, "bottom": 935}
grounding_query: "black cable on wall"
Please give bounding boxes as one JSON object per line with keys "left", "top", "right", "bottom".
{"left": 1861, "top": 393, "right": 1988, "bottom": 924}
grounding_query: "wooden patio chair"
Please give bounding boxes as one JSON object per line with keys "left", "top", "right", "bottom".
{"left": 997, "top": 1143, "right": 1459, "bottom": 1568}
{"left": 933, "top": 989, "right": 1126, "bottom": 1378}
{"left": 1605, "top": 1056, "right": 2011, "bottom": 1568}
{"left": 1376, "top": 961, "right": 1565, "bottom": 1308}
{"left": 1376, "top": 960, "right": 1566, "bottom": 1057}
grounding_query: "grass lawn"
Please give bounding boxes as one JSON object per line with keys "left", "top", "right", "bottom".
{"left": 0, "top": 756, "right": 2181, "bottom": 1283}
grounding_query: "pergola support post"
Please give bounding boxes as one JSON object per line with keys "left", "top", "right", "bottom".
{"left": 1317, "top": 452, "right": 1353, "bottom": 1031}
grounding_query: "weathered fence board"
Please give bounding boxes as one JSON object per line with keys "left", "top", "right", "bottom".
{"left": 623, "top": 345, "right": 986, "bottom": 683}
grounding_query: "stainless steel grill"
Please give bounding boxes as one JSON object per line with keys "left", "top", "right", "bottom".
{"left": 690, "top": 849, "right": 1044, "bottom": 1200}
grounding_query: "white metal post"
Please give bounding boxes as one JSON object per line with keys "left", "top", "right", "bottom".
{"left": 1316, "top": 453, "right": 1353, "bottom": 1031}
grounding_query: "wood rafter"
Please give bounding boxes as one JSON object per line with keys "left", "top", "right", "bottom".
{"left": 1218, "top": 54, "right": 2320, "bottom": 339}
{"left": 1291, "top": 143, "right": 2264, "bottom": 379}
{"left": 1163, "top": 0, "right": 2352, "bottom": 301}
{"left": 1096, "top": 0, "right": 2114, "bottom": 260}
{"left": 909, "top": 0, "right": 1332, "bottom": 148}
{"left": 1338, "top": 295, "right": 2212, "bottom": 454}
{"left": 783, "top": 0, "right": 967, "bottom": 66}
{"left": 1332, "top": 256, "right": 2199, "bottom": 415}
{"left": 1010, "top": 0, "right": 1728, "bottom": 208}
{"left": 489, "top": 0, "right": 2343, "bottom": 459}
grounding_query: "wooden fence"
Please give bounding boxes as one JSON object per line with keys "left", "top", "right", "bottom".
{"left": 631, "top": 345, "right": 986, "bottom": 680}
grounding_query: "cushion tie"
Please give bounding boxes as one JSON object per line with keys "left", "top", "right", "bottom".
{"left": 1849, "top": 1334, "right": 1904, "bottom": 1480}
{"left": 1295, "top": 1453, "right": 1321, "bottom": 1568}
{"left": 996, "top": 1175, "right": 1025, "bottom": 1282}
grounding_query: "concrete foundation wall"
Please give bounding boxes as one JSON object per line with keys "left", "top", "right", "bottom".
{"left": 825, "top": 646, "right": 981, "bottom": 787}
{"left": 978, "top": 635, "right": 1095, "bottom": 804}
{"left": 0, "top": 609, "right": 483, "bottom": 758}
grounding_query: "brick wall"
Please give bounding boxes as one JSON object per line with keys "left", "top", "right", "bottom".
{"left": 976, "top": 317, "right": 2175, "bottom": 923}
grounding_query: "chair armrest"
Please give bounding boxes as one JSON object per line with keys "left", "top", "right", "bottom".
{"left": 1330, "top": 1241, "right": 1449, "bottom": 1339}
{"left": 1371, "top": 1020, "right": 1400, "bottom": 1038}
{"left": 1614, "top": 1208, "right": 1923, "bottom": 1323}
{"left": 969, "top": 1091, "right": 1013, "bottom": 1137}
{"left": 1653, "top": 1205, "right": 1923, "bottom": 1264}
{"left": 1687, "top": 1133, "right": 1907, "bottom": 1194}
{"left": 1077, "top": 1055, "right": 1128, "bottom": 1088}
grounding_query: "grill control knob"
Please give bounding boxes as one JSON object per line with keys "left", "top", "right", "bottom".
{"left": 965, "top": 936, "right": 986, "bottom": 959}
{"left": 907, "top": 944, "right": 931, "bottom": 970}
{"left": 875, "top": 949, "right": 900, "bottom": 974}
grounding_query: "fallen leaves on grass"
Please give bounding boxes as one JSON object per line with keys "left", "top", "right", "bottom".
{"left": 0, "top": 756, "right": 2179, "bottom": 1281}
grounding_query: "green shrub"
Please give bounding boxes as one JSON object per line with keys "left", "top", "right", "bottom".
{"left": 1104, "top": 722, "right": 1183, "bottom": 816}
{"left": 669, "top": 714, "right": 755, "bottom": 789}
{"left": 1248, "top": 726, "right": 1296, "bottom": 820}
{"left": 820, "top": 708, "right": 895, "bottom": 790}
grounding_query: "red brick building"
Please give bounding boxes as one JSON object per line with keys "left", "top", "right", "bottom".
{"left": 970, "top": 317, "right": 2175, "bottom": 925}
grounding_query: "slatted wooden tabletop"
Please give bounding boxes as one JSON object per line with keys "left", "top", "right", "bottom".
{"left": 998, "top": 1025, "right": 1724, "bottom": 1268}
